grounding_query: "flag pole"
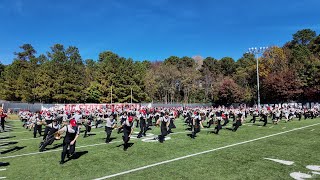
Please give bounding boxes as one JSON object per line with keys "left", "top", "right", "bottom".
{"left": 131, "top": 87, "right": 133, "bottom": 104}
{"left": 111, "top": 86, "right": 113, "bottom": 104}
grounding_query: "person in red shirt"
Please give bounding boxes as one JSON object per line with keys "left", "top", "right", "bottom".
{"left": 0, "top": 110, "right": 8, "bottom": 132}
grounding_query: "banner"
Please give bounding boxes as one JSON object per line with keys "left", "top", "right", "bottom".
{"left": 41, "top": 103, "right": 140, "bottom": 111}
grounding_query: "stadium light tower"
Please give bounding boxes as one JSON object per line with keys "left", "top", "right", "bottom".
{"left": 247, "top": 47, "right": 268, "bottom": 110}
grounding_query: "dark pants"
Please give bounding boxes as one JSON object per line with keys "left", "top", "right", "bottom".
{"left": 250, "top": 116, "right": 257, "bottom": 123}
{"left": 168, "top": 120, "right": 176, "bottom": 133}
{"left": 95, "top": 120, "right": 102, "bottom": 128}
{"left": 39, "top": 135, "right": 55, "bottom": 152}
{"left": 297, "top": 114, "right": 302, "bottom": 121}
{"left": 222, "top": 118, "right": 229, "bottom": 126}
{"left": 43, "top": 127, "right": 51, "bottom": 140}
{"left": 214, "top": 121, "right": 222, "bottom": 134}
{"left": 0, "top": 120, "right": 5, "bottom": 131}
{"left": 261, "top": 115, "right": 268, "bottom": 126}
{"left": 105, "top": 126, "right": 113, "bottom": 143}
{"left": 34, "top": 125, "right": 42, "bottom": 138}
{"left": 192, "top": 125, "right": 200, "bottom": 138}
{"left": 207, "top": 119, "right": 214, "bottom": 128}
{"left": 122, "top": 126, "right": 131, "bottom": 150}
{"left": 61, "top": 137, "right": 76, "bottom": 162}
{"left": 159, "top": 126, "right": 168, "bottom": 143}
{"left": 137, "top": 121, "right": 147, "bottom": 138}
{"left": 232, "top": 121, "right": 241, "bottom": 132}
{"left": 83, "top": 124, "right": 91, "bottom": 137}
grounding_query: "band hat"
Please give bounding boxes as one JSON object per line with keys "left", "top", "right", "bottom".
{"left": 70, "top": 119, "right": 77, "bottom": 127}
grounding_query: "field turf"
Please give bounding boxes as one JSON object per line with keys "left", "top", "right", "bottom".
{"left": 0, "top": 116, "right": 319, "bottom": 180}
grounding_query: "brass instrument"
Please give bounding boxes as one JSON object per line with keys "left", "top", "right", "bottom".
{"left": 54, "top": 132, "right": 62, "bottom": 140}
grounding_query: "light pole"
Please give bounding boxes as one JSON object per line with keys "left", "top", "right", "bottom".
{"left": 248, "top": 47, "right": 268, "bottom": 110}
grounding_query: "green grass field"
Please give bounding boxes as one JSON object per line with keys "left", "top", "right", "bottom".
{"left": 1, "top": 117, "right": 320, "bottom": 180}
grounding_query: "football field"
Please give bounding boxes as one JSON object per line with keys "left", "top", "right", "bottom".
{"left": 0, "top": 117, "right": 319, "bottom": 180}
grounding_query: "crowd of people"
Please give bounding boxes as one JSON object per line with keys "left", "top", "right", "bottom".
{"left": 2, "top": 105, "right": 319, "bottom": 164}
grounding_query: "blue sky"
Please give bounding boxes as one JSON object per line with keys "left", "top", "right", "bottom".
{"left": 0, "top": 0, "right": 319, "bottom": 64}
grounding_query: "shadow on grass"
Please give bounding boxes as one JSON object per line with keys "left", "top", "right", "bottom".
{"left": 116, "top": 142, "right": 134, "bottom": 151}
{"left": 64, "top": 151, "right": 89, "bottom": 164}
{"left": 0, "top": 136, "right": 16, "bottom": 140}
{"left": 0, "top": 162, "right": 10, "bottom": 167}
{"left": 0, "top": 141, "right": 18, "bottom": 147}
{"left": 0, "top": 146, "right": 26, "bottom": 154}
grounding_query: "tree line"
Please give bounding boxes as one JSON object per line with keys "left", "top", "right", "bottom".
{"left": 0, "top": 29, "right": 319, "bottom": 105}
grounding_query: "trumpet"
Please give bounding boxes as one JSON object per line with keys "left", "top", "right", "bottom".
{"left": 112, "top": 124, "right": 119, "bottom": 129}
{"left": 54, "top": 132, "right": 62, "bottom": 140}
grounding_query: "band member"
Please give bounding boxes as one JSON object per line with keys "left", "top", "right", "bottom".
{"left": 156, "top": 112, "right": 170, "bottom": 143}
{"left": 232, "top": 108, "right": 244, "bottom": 132}
{"left": 168, "top": 112, "right": 176, "bottom": 133}
{"left": 146, "top": 111, "right": 153, "bottom": 130}
{"left": 249, "top": 109, "right": 259, "bottom": 123}
{"left": 221, "top": 109, "right": 230, "bottom": 126}
{"left": 273, "top": 108, "right": 281, "bottom": 124}
{"left": 120, "top": 114, "right": 134, "bottom": 150}
{"left": 207, "top": 110, "right": 215, "bottom": 128}
{"left": 117, "top": 112, "right": 128, "bottom": 134}
{"left": 33, "top": 113, "right": 42, "bottom": 138}
{"left": 71, "top": 111, "right": 83, "bottom": 124}
{"left": 259, "top": 109, "right": 268, "bottom": 126}
{"left": 137, "top": 112, "right": 147, "bottom": 138}
{"left": 214, "top": 113, "right": 223, "bottom": 134}
{"left": 39, "top": 119, "right": 61, "bottom": 152}
{"left": 44, "top": 112, "right": 53, "bottom": 125}
{"left": 0, "top": 110, "right": 7, "bottom": 132}
{"left": 105, "top": 115, "right": 116, "bottom": 143}
{"left": 191, "top": 112, "right": 204, "bottom": 139}
{"left": 296, "top": 109, "right": 302, "bottom": 121}
{"left": 57, "top": 119, "right": 80, "bottom": 164}
{"left": 83, "top": 116, "right": 93, "bottom": 138}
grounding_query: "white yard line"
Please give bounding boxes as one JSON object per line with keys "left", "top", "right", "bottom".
{"left": 93, "top": 122, "right": 320, "bottom": 180}
{"left": 310, "top": 129, "right": 315, "bottom": 132}
{"left": 0, "top": 177, "right": 6, "bottom": 179}
{"left": 0, "top": 169, "right": 6, "bottom": 171}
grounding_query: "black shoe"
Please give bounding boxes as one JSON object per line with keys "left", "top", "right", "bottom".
{"left": 59, "top": 161, "right": 65, "bottom": 164}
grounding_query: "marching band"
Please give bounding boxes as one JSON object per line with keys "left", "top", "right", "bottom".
{"left": 1, "top": 105, "right": 319, "bottom": 164}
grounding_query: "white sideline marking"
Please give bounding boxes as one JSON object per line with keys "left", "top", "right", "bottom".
{"left": 0, "top": 169, "right": 6, "bottom": 171}
{"left": 306, "top": 165, "right": 320, "bottom": 171}
{"left": 93, "top": 123, "right": 320, "bottom": 180}
{"left": 0, "top": 177, "right": 6, "bottom": 179}
{"left": 312, "top": 171, "right": 320, "bottom": 175}
{"left": 0, "top": 129, "right": 194, "bottom": 159}
{"left": 264, "top": 158, "right": 294, "bottom": 165}
{"left": 290, "top": 172, "right": 312, "bottom": 180}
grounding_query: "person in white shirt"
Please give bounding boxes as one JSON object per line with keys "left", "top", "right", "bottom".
{"left": 105, "top": 115, "right": 116, "bottom": 143}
